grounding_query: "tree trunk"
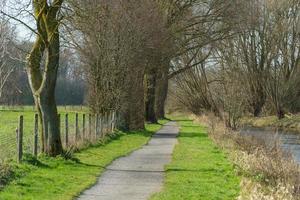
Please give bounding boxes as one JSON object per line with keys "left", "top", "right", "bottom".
{"left": 118, "top": 65, "right": 145, "bottom": 131}
{"left": 156, "top": 79, "right": 168, "bottom": 119}
{"left": 28, "top": 34, "right": 63, "bottom": 156}
{"left": 277, "top": 107, "right": 285, "bottom": 119}
{"left": 155, "top": 66, "right": 169, "bottom": 119}
{"left": 145, "top": 69, "right": 158, "bottom": 123}
{"left": 249, "top": 77, "right": 266, "bottom": 117}
{"left": 253, "top": 105, "right": 263, "bottom": 117}
{"left": 127, "top": 67, "right": 145, "bottom": 130}
{"left": 252, "top": 89, "right": 266, "bottom": 117}
{"left": 26, "top": 4, "right": 63, "bottom": 156}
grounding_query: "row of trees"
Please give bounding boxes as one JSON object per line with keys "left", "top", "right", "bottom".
{"left": 67, "top": 0, "right": 197, "bottom": 130}
{"left": 171, "top": 0, "right": 300, "bottom": 129}
{"left": 2, "top": 0, "right": 298, "bottom": 155}
{"left": 1, "top": 0, "right": 193, "bottom": 156}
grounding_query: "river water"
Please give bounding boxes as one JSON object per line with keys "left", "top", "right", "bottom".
{"left": 240, "top": 127, "right": 300, "bottom": 163}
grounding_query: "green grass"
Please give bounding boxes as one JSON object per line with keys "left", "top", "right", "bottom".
{"left": 0, "top": 121, "right": 167, "bottom": 200}
{"left": 0, "top": 106, "right": 89, "bottom": 160}
{"left": 151, "top": 117, "right": 240, "bottom": 200}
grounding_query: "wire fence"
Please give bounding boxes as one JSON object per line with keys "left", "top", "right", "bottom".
{"left": 0, "top": 110, "right": 116, "bottom": 162}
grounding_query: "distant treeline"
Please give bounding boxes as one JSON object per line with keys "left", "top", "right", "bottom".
{"left": 1, "top": 41, "right": 86, "bottom": 105}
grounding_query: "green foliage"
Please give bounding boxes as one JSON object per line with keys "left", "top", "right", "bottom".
{"left": 151, "top": 118, "right": 240, "bottom": 200}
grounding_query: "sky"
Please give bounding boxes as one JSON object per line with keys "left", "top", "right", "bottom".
{"left": 5, "top": 0, "right": 35, "bottom": 41}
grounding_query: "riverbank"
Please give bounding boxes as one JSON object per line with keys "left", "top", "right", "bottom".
{"left": 241, "top": 114, "right": 300, "bottom": 133}
{"left": 198, "top": 115, "right": 300, "bottom": 200}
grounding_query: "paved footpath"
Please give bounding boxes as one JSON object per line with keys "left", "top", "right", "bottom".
{"left": 77, "top": 121, "right": 179, "bottom": 200}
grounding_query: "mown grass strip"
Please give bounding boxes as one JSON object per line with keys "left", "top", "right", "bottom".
{"left": 151, "top": 118, "right": 240, "bottom": 200}
{"left": 0, "top": 121, "right": 167, "bottom": 200}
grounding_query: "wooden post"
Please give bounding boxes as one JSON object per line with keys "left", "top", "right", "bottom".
{"left": 106, "top": 112, "right": 109, "bottom": 133}
{"left": 100, "top": 115, "right": 103, "bottom": 137}
{"left": 45, "top": 119, "right": 49, "bottom": 148}
{"left": 111, "top": 111, "right": 115, "bottom": 132}
{"left": 95, "top": 114, "right": 99, "bottom": 139}
{"left": 107, "top": 112, "right": 109, "bottom": 131}
{"left": 108, "top": 112, "right": 112, "bottom": 132}
{"left": 58, "top": 114, "right": 61, "bottom": 134}
{"left": 75, "top": 113, "right": 79, "bottom": 141}
{"left": 17, "top": 115, "right": 23, "bottom": 163}
{"left": 65, "top": 114, "right": 69, "bottom": 147}
{"left": 102, "top": 113, "right": 106, "bottom": 133}
{"left": 33, "top": 114, "right": 38, "bottom": 157}
{"left": 88, "top": 114, "right": 92, "bottom": 140}
{"left": 105, "top": 112, "right": 109, "bottom": 133}
{"left": 82, "top": 114, "right": 86, "bottom": 139}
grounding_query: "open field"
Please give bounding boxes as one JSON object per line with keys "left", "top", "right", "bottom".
{"left": 0, "top": 106, "right": 89, "bottom": 161}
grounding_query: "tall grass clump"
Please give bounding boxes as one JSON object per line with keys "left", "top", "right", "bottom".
{"left": 0, "top": 161, "right": 13, "bottom": 190}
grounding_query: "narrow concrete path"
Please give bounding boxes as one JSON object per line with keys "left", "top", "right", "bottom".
{"left": 77, "top": 121, "right": 179, "bottom": 200}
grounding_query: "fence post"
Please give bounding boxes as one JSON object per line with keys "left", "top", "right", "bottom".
{"left": 102, "top": 113, "right": 106, "bottom": 134}
{"left": 106, "top": 112, "right": 109, "bottom": 132}
{"left": 33, "top": 114, "right": 38, "bottom": 157}
{"left": 75, "top": 113, "right": 79, "bottom": 141}
{"left": 44, "top": 118, "right": 51, "bottom": 148}
{"left": 82, "top": 114, "right": 86, "bottom": 139}
{"left": 106, "top": 112, "right": 109, "bottom": 133}
{"left": 100, "top": 115, "right": 103, "bottom": 137}
{"left": 58, "top": 114, "right": 61, "bottom": 133}
{"left": 88, "top": 114, "right": 92, "bottom": 140}
{"left": 17, "top": 115, "right": 23, "bottom": 163}
{"left": 108, "top": 112, "right": 112, "bottom": 132}
{"left": 95, "top": 114, "right": 98, "bottom": 139}
{"left": 111, "top": 111, "right": 115, "bottom": 132}
{"left": 65, "top": 114, "right": 69, "bottom": 147}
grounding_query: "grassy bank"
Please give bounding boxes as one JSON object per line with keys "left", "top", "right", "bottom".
{"left": 242, "top": 114, "right": 300, "bottom": 133}
{"left": 151, "top": 117, "right": 240, "bottom": 200}
{"left": 0, "top": 121, "right": 166, "bottom": 200}
{"left": 201, "top": 115, "right": 300, "bottom": 199}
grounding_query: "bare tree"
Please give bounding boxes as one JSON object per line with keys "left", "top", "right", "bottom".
{"left": 1, "top": 0, "right": 65, "bottom": 155}
{"left": 264, "top": 0, "right": 300, "bottom": 119}
{"left": 68, "top": 0, "right": 166, "bottom": 130}
{"left": 0, "top": 1, "right": 15, "bottom": 101}
{"left": 0, "top": 21, "right": 14, "bottom": 100}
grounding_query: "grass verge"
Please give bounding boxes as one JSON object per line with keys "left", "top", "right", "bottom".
{"left": 0, "top": 120, "right": 167, "bottom": 200}
{"left": 151, "top": 117, "right": 240, "bottom": 200}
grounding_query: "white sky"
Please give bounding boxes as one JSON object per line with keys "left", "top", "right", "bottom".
{"left": 5, "top": 0, "right": 35, "bottom": 41}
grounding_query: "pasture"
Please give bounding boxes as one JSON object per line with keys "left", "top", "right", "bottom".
{"left": 0, "top": 106, "right": 88, "bottom": 161}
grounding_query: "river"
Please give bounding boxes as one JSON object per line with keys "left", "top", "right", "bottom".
{"left": 240, "top": 127, "right": 300, "bottom": 163}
